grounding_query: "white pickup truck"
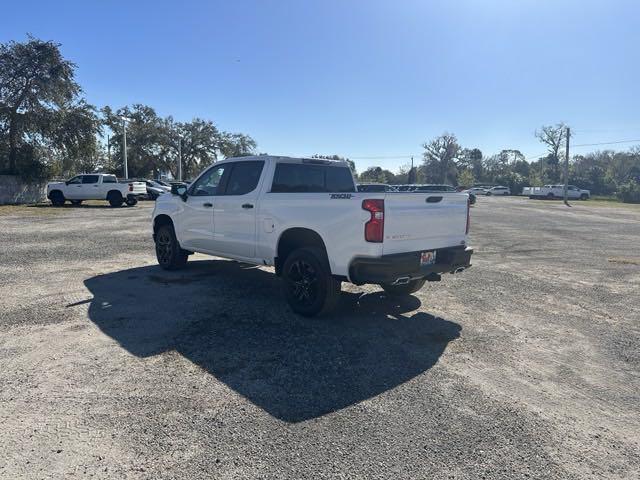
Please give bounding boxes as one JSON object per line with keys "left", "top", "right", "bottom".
{"left": 152, "top": 156, "right": 473, "bottom": 316}
{"left": 47, "top": 174, "right": 146, "bottom": 207}
{"left": 523, "top": 184, "right": 590, "bottom": 200}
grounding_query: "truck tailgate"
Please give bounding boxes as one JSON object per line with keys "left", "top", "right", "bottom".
{"left": 382, "top": 192, "right": 469, "bottom": 255}
{"left": 129, "top": 182, "right": 147, "bottom": 195}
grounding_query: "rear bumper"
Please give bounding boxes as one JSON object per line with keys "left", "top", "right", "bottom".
{"left": 349, "top": 246, "right": 473, "bottom": 285}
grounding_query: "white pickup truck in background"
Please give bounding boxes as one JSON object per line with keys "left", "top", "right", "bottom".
{"left": 152, "top": 156, "right": 473, "bottom": 316}
{"left": 523, "top": 185, "right": 591, "bottom": 200}
{"left": 47, "top": 174, "right": 147, "bottom": 207}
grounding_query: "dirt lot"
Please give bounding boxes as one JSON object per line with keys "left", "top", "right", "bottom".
{"left": 1, "top": 196, "right": 639, "bottom": 479}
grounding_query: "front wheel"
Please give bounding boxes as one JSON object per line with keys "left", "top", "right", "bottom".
{"left": 381, "top": 278, "right": 426, "bottom": 296}
{"left": 580, "top": 194, "right": 588, "bottom": 200}
{"left": 155, "top": 224, "right": 188, "bottom": 270}
{"left": 70, "top": 200, "right": 83, "bottom": 206}
{"left": 282, "top": 247, "right": 341, "bottom": 317}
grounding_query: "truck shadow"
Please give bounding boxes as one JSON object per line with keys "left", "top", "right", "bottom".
{"left": 83, "top": 260, "right": 461, "bottom": 423}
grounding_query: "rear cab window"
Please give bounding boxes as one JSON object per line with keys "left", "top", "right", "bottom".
{"left": 103, "top": 175, "right": 117, "bottom": 183}
{"left": 270, "top": 162, "right": 355, "bottom": 193}
{"left": 82, "top": 175, "right": 99, "bottom": 184}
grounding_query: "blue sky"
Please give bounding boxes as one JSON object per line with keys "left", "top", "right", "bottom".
{"left": 2, "top": 0, "right": 639, "bottom": 172}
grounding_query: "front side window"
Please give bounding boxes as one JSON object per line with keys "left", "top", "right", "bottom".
{"left": 224, "top": 161, "right": 265, "bottom": 196}
{"left": 190, "top": 165, "right": 226, "bottom": 196}
{"left": 271, "top": 164, "right": 355, "bottom": 193}
{"left": 82, "top": 175, "right": 99, "bottom": 184}
{"left": 67, "top": 176, "right": 82, "bottom": 184}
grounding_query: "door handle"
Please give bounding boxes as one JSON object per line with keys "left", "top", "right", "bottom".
{"left": 426, "top": 196, "right": 443, "bottom": 203}
{"left": 242, "top": 203, "right": 254, "bottom": 209}
{"left": 203, "top": 202, "right": 213, "bottom": 208}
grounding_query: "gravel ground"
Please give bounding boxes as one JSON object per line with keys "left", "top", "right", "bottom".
{"left": 0, "top": 197, "right": 638, "bottom": 479}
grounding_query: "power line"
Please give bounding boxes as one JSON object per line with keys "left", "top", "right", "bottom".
{"left": 571, "top": 138, "right": 640, "bottom": 148}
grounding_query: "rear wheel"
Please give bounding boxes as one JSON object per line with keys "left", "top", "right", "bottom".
{"left": 381, "top": 278, "right": 426, "bottom": 296}
{"left": 546, "top": 192, "right": 554, "bottom": 199}
{"left": 580, "top": 193, "right": 588, "bottom": 200}
{"left": 50, "top": 191, "right": 65, "bottom": 207}
{"left": 107, "top": 191, "right": 124, "bottom": 207}
{"left": 155, "top": 224, "right": 188, "bottom": 270}
{"left": 70, "top": 200, "right": 82, "bottom": 206}
{"left": 282, "top": 247, "right": 341, "bottom": 317}
{"left": 125, "top": 196, "right": 138, "bottom": 206}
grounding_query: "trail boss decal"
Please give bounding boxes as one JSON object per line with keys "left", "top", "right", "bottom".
{"left": 330, "top": 193, "right": 353, "bottom": 199}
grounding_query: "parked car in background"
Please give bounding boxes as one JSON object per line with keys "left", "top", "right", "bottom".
{"left": 523, "top": 185, "right": 590, "bottom": 200}
{"left": 47, "top": 174, "right": 146, "bottom": 207}
{"left": 145, "top": 180, "right": 171, "bottom": 200}
{"left": 356, "top": 183, "right": 397, "bottom": 192}
{"left": 152, "top": 156, "right": 473, "bottom": 316}
{"left": 485, "top": 186, "right": 511, "bottom": 196}
{"left": 464, "top": 187, "right": 489, "bottom": 195}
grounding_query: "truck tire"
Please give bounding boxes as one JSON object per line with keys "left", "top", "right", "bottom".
{"left": 125, "top": 196, "right": 138, "bottom": 206}
{"left": 107, "top": 191, "right": 124, "bottom": 207}
{"left": 580, "top": 193, "right": 588, "bottom": 200}
{"left": 50, "top": 191, "right": 65, "bottom": 207}
{"left": 282, "top": 247, "right": 341, "bottom": 317}
{"left": 546, "top": 192, "right": 554, "bottom": 199}
{"left": 381, "top": 278, "right": 426, "bottom": 296}
{"left": 70, "top": 200, "right": 82, "bottom": 206}
{"left": 155, "top": 224, "right": 188, "bottom": 270}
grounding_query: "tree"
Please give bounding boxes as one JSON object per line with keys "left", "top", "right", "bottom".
{"left": 0, "top": 36, "right": 100, "bottom": 177}
{"left": 312, "top": 154, "right": 357, "bottom": 177}
{"left": 535, "top": 123, "right": 568, "bottom": 182}
{"left": 421, "top": 133, "right": 460, "bottom": 184}
{"left": 457, "top": 148, "right": 483, "bottom": 180}
{"left": 359, "top": 166, "right": 394, "bottom": 183}
{"left": 457, "top": 169, "right": 475, "bottom": 188}
{"left": 102, "top": 104, "right": 170, "bottom": 178}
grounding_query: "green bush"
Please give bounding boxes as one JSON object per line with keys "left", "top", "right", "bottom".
{"left": 616, "top": 181, "right": 640, "bottom": 204}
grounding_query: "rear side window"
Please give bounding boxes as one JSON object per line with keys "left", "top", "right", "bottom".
{"left": 271, "top": 163, "right": 355, "bottom": 193}
{"left": 223, "top": 161, "right": 265, "bottom": 195}
{"left": 103, "top": 175, "right": 117, "bottom": 183}
{"left": 82, "top": 175, "right": 99, "bottom": 184}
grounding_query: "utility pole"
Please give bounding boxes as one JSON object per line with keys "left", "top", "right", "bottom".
{"left": 122, "top": 118, "right": 128, "bottom": 179}
{"left": 563, "top": 127, "right": 570, "bottom": 206}
{"left": 177, "top": 137, "right": 182, "bottom": 181}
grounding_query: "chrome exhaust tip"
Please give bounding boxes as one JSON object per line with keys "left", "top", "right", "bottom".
{"left": 453, "top": 267, "right": 466, "bottom": 274}
{"left": 392, "top": 276, "right": 411, "bottom": 285}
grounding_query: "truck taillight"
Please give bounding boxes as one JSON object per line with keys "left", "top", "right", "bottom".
{"left": 128, "top": 183, "right": 133, "bottom": 192}
{"left": 362, "top": 199, "right": 384, "bottom": 242}
{"left": 466, "top": 198, "right": 470, "bottom": 234}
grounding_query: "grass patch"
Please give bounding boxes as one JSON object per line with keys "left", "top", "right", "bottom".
{"left": 0, "top": 203, "right": 67, "bottom": 217}
{"left": 608, "top": 257, "right": 640, "bottom": 265}
{"left": 591, "top": 195, "right": 620, "bottom": 202}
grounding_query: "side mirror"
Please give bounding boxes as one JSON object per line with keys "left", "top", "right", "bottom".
{"left": 171, "top": 183, "right": 188, "bottom": 201}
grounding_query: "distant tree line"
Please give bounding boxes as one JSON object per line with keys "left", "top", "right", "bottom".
{"left": 357, "top": 127, "right": 640, "bottom": 203}
{"left": 0, "top": 36, "right": 256, "bottom": 181}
